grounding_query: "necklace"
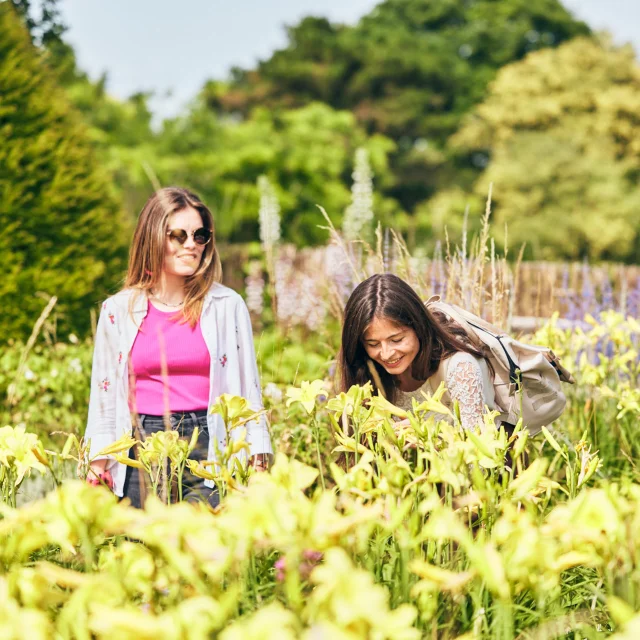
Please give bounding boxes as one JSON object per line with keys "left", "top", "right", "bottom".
{"left": 150, "top": 292, "right": 184, "bottom": 308}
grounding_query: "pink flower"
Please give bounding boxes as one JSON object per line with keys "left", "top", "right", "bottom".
{"left": 99, "top": 378, "right": 111, "bottom": 392}
{"left": 274, "top": 557, "right": 286, "bottom": 582}
{"left": 302, "top": 550, "right": 323, "bottom": 563}
{"left": 220, "top": 354, "right": 228, "bottom": 367}
{"left": 108, "top": 313, "right": 115, "bottom": 325}
{"left": 274, "top": 550, "right": 323, "bottom": 583}
{"left": 300, "top": 550, "right": 323, "bottom": 579}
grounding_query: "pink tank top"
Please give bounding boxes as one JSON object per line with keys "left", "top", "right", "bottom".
{"left": 130, "top": 302, "right": 211, "bottom": 414}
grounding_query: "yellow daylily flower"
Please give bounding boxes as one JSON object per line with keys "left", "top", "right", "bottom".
{"left": 326, "top": 382, "right": 373, "bottom": 417}
{"left": 368, "top": 394, "right": 409, "bottom": 419}
{"left": 210, "top": 394, "right": 262, "bottom": 429}
{"left": 0, "top": 425, "right": 48, "bottom": 485}
{"left": 186, "top": 459, "right": 218, "bottom": 481}
{"left": 95, "top": 434, "right": 137, "bottom": 458}
{"left": 409, "top": 560, "right": 474, "bottom": 593}
{"left": 220, "top": 602, "right": 299, "bottom": 640}
{"left": 285, "top": 379, "right": 326, "bottom": 414}
{"left": 412, "top": 382, "right": 453, "bottom": 418}
{"left": 269, "top": 453, "right": 319, "bottom": 492}
{"left": 113, "top": 454, "right": 144, "bottom": 469}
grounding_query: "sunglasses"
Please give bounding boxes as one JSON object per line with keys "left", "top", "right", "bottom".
{"left": 166, "top": 227, "right": 212, "bottom": 246}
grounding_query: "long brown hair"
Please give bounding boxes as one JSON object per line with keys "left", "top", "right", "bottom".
{"left": 123, "top": 187, "right": 222, "bottom": 325}
{"left": 340, "top": 274, "right": 489, "bottom": 403}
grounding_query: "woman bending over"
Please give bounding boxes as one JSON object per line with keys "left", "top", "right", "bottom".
{"left": 340, "top": 273, "right": 497, "bottom": 430}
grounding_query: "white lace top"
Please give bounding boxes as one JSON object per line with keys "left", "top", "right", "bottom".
{"left": 396, "top": 352, "right": 496, "bottom": 431}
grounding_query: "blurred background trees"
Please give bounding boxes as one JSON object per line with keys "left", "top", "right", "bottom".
{"left": 215, "top": 0, "right": 590, "bottom": 215}
{"left": 434, "top": 36, "right": 640, "bottom": 260}
{"left": 151, "top": 101, "right": 398, "bottom": 244}
{"left": 0, "top": 3, "right": 128, "bottom": 339}
{"left": 2, "top": 0, "right": 639, "bottom": 339}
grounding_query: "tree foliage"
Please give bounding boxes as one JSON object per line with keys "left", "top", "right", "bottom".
{"left": 152, "top": 100, "right": 398, "bottom": 244}
{"left": 32, "top": 34, "right": 159, "bottom": 217}
{"left": 217, "top": 1, "right": 588, "bottom": 141}
{"left": 211, "top": 0, "right": 590, "bottom": 210}
{"left": 6, "top": 0, "right": 638, "bottom": 308}
{"left": 7, "top": 0, "right": 593, "bottom": 253}
{"left": 0, "top": 4, "right": 129, "bottom": 339}
{"left": 431, "top": 37, "right": 640, "bottom": 261}
{"left": 9, "top": 0, "right": 65, "bottom": 46}
{"left": 28, "top": 19, "right": 397, "bottom": 247}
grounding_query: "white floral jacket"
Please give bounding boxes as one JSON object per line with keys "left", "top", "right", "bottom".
{"left": 85, "top": 283, "right": 273, "bottom": 497}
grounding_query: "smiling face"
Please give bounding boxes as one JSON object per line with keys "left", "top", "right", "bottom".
{"left": 362, "top": 315, "right": 420, "bottom": 380}
{"left": 163, "top": 206, "right": 207, "bottom": 279}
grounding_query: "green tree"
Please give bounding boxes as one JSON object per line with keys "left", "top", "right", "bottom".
{"left": 213, "top": 1, "right": 590, "bottom": 211}
{"left": 10, "top": 0, "right": 65, "bottom": 46}
{"left": 12, "top": 5, "right": 161, "bottom": 217}
{"left": 0, "top": 4, "right": 129, "bottom": 340}
{"left": 34, "top": 35, "right": 159, "bottom": 215}
{"left": 150, "top": 100, "right": 398, "bottom": 244}
{"left": 65, "top": 78, "right": 158, "bottom": 214}
{"left": 429, "top": 37, "right": 640, "bottom": 261}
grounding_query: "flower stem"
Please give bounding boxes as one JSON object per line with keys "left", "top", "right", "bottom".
{"left": 313, "top": 417, "right": 325, "bottom": 491}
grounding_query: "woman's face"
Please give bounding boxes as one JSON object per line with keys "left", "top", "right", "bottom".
{"left": 362, "top": 316, "right": 420, "bottom": 378}
{"left": 163, "top": 207, "right": 207, "bottom": 278}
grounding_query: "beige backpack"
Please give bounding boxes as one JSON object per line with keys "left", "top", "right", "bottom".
{"left": 426, "top": 296, "right": 574, "bottom": 435}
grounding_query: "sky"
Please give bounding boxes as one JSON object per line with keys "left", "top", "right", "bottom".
{"left": 57, "top": 0, "right": 640, "bottom": 121}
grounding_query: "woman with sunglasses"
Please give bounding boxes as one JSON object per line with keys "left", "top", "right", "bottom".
{"left": 85, "top": 187, "right": 272, "bottom": 507}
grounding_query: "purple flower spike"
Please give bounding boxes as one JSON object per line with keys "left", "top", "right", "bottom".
{"left": 580, "top": 262, "right": 596, "bottom": 319}
{"left": 601, "top": 278, "right": 614, "bottom": 313}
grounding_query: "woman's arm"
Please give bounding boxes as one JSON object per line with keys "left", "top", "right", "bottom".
{"left": 234, "top": 298, "right": 274, "bottom": 465}
{"left": 445, "top": 356, "right": 486, "bottom": 431}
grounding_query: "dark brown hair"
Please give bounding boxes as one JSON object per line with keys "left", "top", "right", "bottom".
{"left": 339, "top": 273, "right": 488, "bottom": 403}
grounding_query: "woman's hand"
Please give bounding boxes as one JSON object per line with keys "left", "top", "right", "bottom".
{"left": 86, "top": 459, "right": 114, "bottom": 490}
{"left": 250, "top": 453, "right": 269, "bottom": 473}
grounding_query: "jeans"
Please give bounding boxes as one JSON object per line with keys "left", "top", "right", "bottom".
{"left": 121, "top": 410, "right": 220, "bottom": 509}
